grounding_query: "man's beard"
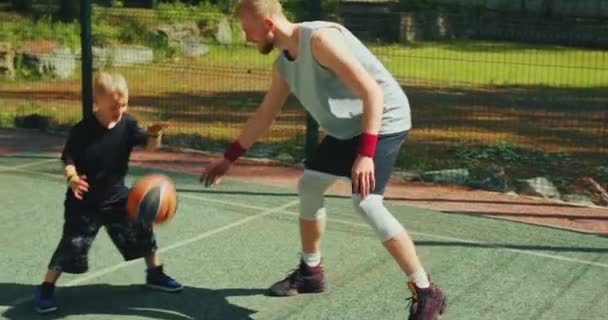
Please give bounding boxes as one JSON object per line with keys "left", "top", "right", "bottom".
{"left": 258, "top": 41, "right": 274, "bottom": 55}
{"left": 257, "top": 33, "right": 275, "bottom": 55}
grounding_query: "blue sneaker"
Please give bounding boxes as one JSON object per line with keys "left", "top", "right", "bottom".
{"left": 34, "top": 284, "right": 58, "bottom": 314}
{"left": 145, "top": 265, "right": 183, "bottom": 292}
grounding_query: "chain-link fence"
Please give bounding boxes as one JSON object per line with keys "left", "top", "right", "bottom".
{"left": 0, "top": 0, "right": 606, "bottom": 206}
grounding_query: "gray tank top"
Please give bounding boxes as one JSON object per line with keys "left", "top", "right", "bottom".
{"left": 277, "top": 21, "right": 411, "bottom": 139}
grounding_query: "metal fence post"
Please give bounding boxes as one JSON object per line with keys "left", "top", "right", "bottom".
{"left": 80, "top": 0, "right": 93, "bottom": 120}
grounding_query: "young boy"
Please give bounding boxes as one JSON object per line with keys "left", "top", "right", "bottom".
{"left": 34, "top": 72, "right": 182, "bottom": 314}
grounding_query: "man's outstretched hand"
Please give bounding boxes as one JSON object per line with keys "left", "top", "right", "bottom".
{"left": 200, "top": 158, "right": 233, "bottom": 187}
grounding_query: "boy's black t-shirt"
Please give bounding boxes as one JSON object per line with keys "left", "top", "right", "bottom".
{"left": 61, "top": 113, "right": 148, "bottom": 206}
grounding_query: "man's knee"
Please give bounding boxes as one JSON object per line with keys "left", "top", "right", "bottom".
{"left": 352, "top": 194, "right": 405, "bottom": 241}
{"left": 298, "top": 171, "right": 335, "bottom": 221}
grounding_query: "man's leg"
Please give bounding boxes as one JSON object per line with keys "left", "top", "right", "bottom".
{"left": 298, "top": 170, "right": 337, "bottom": 264}
{"left": 352, "top": 195, "right": 446, "bottom": 319}
{"left": 268, "top": 170, "right": 336, "bottom": 296}
{"left": 352, "top": 131, "right": 446, "bottom": 319}
{"left": 299, "top": 218, "right": 325, "bottom": 265}
{"left": 352, "top": 194, "right": 427, "bottom": 285}
{"left": 384, "top": 231, "right": 425, "bottom": 284}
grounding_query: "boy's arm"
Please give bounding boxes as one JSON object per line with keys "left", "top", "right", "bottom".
{"left": 144, "top": 122, "right": 169, "bottom": 151}
{"left": 61, "top": 126, "right": 78, "bottom": 180}
{"left": 131, "top": 118, "right": 169, "bottom": 151}
{"left": 61, "top": 126, "right": 89, "bottom": 199}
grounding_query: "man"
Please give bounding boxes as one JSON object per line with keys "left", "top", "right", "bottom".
{"left": 201, "top": 1, "right": 446, "bottom": 318}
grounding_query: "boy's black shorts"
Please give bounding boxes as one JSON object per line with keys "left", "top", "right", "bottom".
{"left": 48, "top": 196, "right": 157, "bottom": 274}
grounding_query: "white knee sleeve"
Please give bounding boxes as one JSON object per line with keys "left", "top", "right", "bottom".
{"left": 298, "top": 170, "right": 336, "bottom": 221}
{"left": 352, "top": 194, "right": 405, "bottom": 241}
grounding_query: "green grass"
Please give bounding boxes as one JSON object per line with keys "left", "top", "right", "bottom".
{"left": 370, "top": 41, "right": 608, "bottom": 87}
{"left": 2, "top": 8, "right": 607, "bottom": 87}
{"left": 194, "top": 45, "right": 277, "bottom": 70}
{"left": 192, "top": 41, "right": 608, "bottom": 88}
{"left": 0, "top": 13, "right": 80, "bottom": 49}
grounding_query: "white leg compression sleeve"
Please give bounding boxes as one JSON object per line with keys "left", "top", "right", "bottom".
{"left": 298, "top": 170, "right": 337, "bottom": 221}
{"left": 352, "top": 194, "right": 405, "bottom": 241}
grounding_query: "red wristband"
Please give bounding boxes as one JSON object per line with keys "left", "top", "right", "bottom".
{"left": 224, "top": 141, "right": 247, "bottom": 162}
{"left": 357, "top": 132, "right": 378, "bottom": 157}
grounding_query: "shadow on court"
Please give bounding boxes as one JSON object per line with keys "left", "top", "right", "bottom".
{"left": 414, "top": 240, "right": 608, "bottom": 254}
{"left": 1, "top": 283, "right": 265, "bottom": 320}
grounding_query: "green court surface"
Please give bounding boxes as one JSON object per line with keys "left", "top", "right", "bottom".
{"left": 1, "top": 154, "right": 607, "bottom": 320}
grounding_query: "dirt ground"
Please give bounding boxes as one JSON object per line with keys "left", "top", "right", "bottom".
{"left": 2, "top": 127, "right": 607, "bottom": 235}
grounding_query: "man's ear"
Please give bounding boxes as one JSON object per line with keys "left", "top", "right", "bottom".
{"left": 263, "top": 17, "right": 275, "bottom": 31}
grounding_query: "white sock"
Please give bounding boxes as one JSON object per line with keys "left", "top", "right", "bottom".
{"left": 301, "top": 251, "right": 321, "bottom": 267}
{"left": 408, "top": 269, "right": 430, "bottom": 288}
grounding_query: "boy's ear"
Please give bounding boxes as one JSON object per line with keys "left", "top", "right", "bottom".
{"left": 92, "top": 97, "right": 99, "bottom": 111}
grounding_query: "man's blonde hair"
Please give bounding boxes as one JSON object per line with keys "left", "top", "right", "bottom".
{"left": 235, "top": 0, "right": 284, "bottom": 18}
{"left": 94, "top": 71, "right": 129, "bottom": 97}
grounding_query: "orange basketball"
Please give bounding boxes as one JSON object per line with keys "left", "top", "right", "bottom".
{"left": 126, "top": 174, "right": 177, "bottom": 226}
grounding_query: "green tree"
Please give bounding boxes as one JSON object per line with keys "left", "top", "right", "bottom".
{"left": 57, "top": 0, "right": 80, "bottom": 22}
{"left": 12, "top": 0, "right": 33, "bottom": 13}
{"left": 541, "top": 0, "right": 554, "bottom": 17}
{"left": 142, "top": 0, "right": 158, "bottom": 8}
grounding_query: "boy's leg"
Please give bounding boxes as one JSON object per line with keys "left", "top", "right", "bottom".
{"left": 103, "top": 199, "right": 182, "bottom": 292}
{"left": 43, "top": 269, "right": 62, "bottom": 283}
{"left": 47, "top": 204, "right": 101, "bottom": 274}
{"left": 144, "top": 254, "right": 161, "bottom": 269}
{"left": 350, "top": 131, "right": 446, "bottom": 319}
{"left": 36, "top": 201, "right": 101, "bottom": 314}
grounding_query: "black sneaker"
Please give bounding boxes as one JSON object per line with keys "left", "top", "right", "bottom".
{"left": 407, "top": 281, "right": 447, "bottom": 320}
{"left": 145, "top": 265, "right": 183, "bottom": 292}
{"left": 34, "top": 283, "right": 58, "bottom": 314}
{"left": 268, "top": 260, "right": 325, "bottom": 297}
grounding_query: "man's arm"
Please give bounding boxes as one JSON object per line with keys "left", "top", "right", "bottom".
{"left": 310, "top": 27, "right": 383, "bottom": 138}
{"left": 310, "top": 27, "right": 383, "bottom": 198}
{"left": 200, "top": 61, "right": 290, "bottom": 186}
{"left": 235, "top": 61, "right": 291, "bottom": 150}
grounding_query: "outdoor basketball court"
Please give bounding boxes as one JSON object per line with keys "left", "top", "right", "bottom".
{"left": 0, "top": 151, "right": 607, "bottom": 320}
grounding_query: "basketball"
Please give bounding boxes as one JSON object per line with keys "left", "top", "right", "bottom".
{"left": 126, "top": 174, "right": 177, "bottom": 226}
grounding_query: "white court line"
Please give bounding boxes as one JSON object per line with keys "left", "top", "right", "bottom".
{"left": 0, "top": 158, "right": 57, "bottom": 171}
{"left": 4, "top": 198, "right": 298, "bottom": 308}
{"left": 7, "top": 165, "right": 608, "bottom": 270}
{"left": 408, "top": 231, "right": 608, "bottom": 269}
{"left": 127, "top": 308, "right": 193, "bottom": 319}
{"left": 7, "top": 164, "right": 608, "bottom": 270}
{"left": 4, "top": 166, "right": 607, "bottom": 310}
{"left": 179, "top": 192, "right": 608, "bottom": 269}
{"left": 65, "top": 199, "right": 298, "bottom": 288}
{"left": 1, "top": 158, "right": 300, "bottom": 308}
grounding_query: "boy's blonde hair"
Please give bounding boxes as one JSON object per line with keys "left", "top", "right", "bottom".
{"left": 94, "top": 72, "right": 129, "bottom": 98}
{"left": 235, "top": 0, "right": 284, "bottom": 18}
